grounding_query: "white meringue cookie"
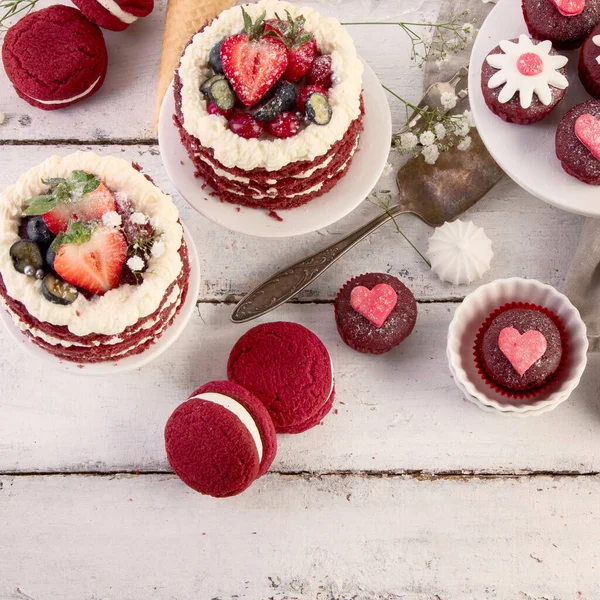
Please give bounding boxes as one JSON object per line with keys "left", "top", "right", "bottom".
{"left": 427, "top": 220, "right": 493, "bottom": 285}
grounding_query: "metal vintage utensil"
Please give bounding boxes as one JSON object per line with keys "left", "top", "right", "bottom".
{"left": 230, "top": 130, "right": 504, "bottom": 323}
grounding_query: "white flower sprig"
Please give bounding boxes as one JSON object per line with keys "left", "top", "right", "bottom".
{"left": 383, "top": 85, "right": 475, "bottom": 165}
{"left": 343, "top": 13, "right": 477, "bottom": 67}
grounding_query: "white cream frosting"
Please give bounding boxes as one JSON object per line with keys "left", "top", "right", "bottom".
{"left": 192, "top": 392, "right": 264, "bottom": 462}
{"left": 27, "top": 77, "right": 101, "bottom": 106}
{"left": 427, "top": 220, "right": 494, "bottom": 286}
{"left": 486, "top": 35, "right": 568, "bottom": 108}
{"left": 96, "top": 0, "right": 138, "bottom": 24}
{"left": 178, "top": 0, "right": 363, "bottom": 172}
{"left": 0, "top": 152, "right": 184, "bottom": 337}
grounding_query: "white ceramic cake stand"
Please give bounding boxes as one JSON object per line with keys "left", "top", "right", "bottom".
{"left": 469, "top": 0, "right": 600, "bottom": 217}
{"left": 0, "top": 227, "right": 201, "bottom": 376}
{"left": 158, "top": 58, "right": 392, "bottom": 238}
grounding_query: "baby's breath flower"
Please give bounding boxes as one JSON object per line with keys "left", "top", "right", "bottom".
{"left": 130, "top": 212, "right": 148, "bottom": 225}
{"left": 422, "top": 144, "right": 440, "bottom": 165}
{"left": 420, "top": 130, "right": 436, "bottom": 146}
{"left": 457, "top": 136, "right": 472, "bottom": 151}
{"left": 441, "top": 92, "right": 458, "bottom": 110}
{"left": 434, "top": 123, "right": 447, "bottom": 140}
{"left": 454, "top": 117, "right": 471, "bottom": 137}
{"left": 381, "top": 162, "right": 394, "bottom": 177}
{"left": 463, "top": 109, "right": 475, "bottom": 128}
{"left": 127, "top": 256, "right": 144, "bottom": 272}
{"left": 102, "top": 211, "right": 122, "bottom": 229}
{"left": 399, "top": 132, "right": 419, "bottom": 152}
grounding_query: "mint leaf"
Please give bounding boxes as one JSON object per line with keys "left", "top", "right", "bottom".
{"left": 23, "top": 195, "right": 57, "bottom": 216}
{"left": 67, "top": 170, "right": 100, "bottom": 198}
{"left": 62, "top": 220, "right": 96, "bottom": 245}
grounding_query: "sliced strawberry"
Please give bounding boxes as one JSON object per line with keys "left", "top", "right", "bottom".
{"left": 42, "top": 183, "right": 116, "bottom": 234}
{"left": 220, "top": 8, "right": 288, "bottom": 106}
{"left": 297, "top": 84, "right": 327, "bottom": 114}
{"left": 54, "top": 226, "right": 127, "bottom": 296}
{"left": 284, "top": 38, "right": 316, "bottom": 82}
{"left": 221, "top": 34, "right": 287, "bottom": 106}
{"left": 307, "top": 55, "right": 333, "bottom": 89}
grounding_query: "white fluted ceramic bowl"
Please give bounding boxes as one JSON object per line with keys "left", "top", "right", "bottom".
{"left": 447, "top": 278, "right": 588, "bottom": 415}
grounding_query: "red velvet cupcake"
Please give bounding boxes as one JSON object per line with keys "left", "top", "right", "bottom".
{"left": 227, "top": 322, "right": 334, "bottom": 434}
{"left": 72, "top": 0, "right": 154, "bottom": 32}
{"left": 578, "top": 24, "right": 600, "bottom": 96}
{"left": 334, "top": 273, "right": 417, "bottom": 355}
{"left": 481, "top": 35, "right": 569, "bottom": 124}
{"left": 522, "top": 0, "right": 600, "bottom": 50}
{"left": 474, "top": 303, "right": 567, "bottom": 399}
{"left": 165, "top": 380, "right": 277, "bottom": 497}
{"left": 556, "top": 99, "right": 600, "bottom": 183}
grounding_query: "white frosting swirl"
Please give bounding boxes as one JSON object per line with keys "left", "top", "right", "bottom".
{"left": 178, "top": 0, "right": 363, "bottom": 172}
{"left": 0, "top": 152, "right": 183, "bottom": 337}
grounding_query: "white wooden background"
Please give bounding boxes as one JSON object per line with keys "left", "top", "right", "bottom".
{"left": 1, "top": 0, "right": 599, "bottom": 598}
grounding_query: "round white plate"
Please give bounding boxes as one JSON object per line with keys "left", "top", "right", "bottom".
{"left": 469, "top": 0, "right": 600, "bottom": 218}
{"left": 0, "top": 227, "right": 201, "bottom": 376}
{"left": 158, "top": 59, "right": 392, "bottom": 237}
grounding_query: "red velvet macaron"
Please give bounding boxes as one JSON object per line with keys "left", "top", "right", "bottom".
{"left": 228, "top": 322, "right": 335, "bottom": 434}
{"left": 72, "top": 0, "right": 154, "bottom": 32}
{"left": 1, "top": 6, "right": 108, "bottom": 111}
{"left": 165, "top": 380, "right": 277, "bottom": 497}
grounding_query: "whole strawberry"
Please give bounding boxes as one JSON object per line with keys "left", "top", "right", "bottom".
{"left": 266, "top": 11, "right": 317, "bottom": 82}
{"left": 220, "top": 7, "right": 288, "bottom": 107}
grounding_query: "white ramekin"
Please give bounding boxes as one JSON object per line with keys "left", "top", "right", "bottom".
{"left": 447, "top": 278, "right": 589, "bottom": 415}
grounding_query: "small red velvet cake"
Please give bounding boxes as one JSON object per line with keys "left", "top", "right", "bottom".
{"left": 0, "top": 152, "right": 189, "bottom": 363}
{"left": 173, "top": 0, "right": 364, "bottom": 212}
{"left": 481, "top": 35, "right": 569, "bottom": 125}
{"left": 475, "top": 304, "right": 565, "bottom": 395}
{"left": 1, "top": 5, "right": 107, "bottom": 111}
{"left": 522, "top": 0, "right": 600, "bottom": 50}
{"left": 165, "top": 381, "right": 278, "bottom": 498}
{"left": 334, "top": 273, "right": 418, "bottom": 355}
{"left": 227, "top": 321, "right": 334, "bottom": 434}
{"left": 556, "top": 99, "right": 600, "bottom": 183}
{"left": 72, "top": 0, "right": 153, "bottom": 31}
{"left": 578, "top": 24, "right": 600, "bottom": 96}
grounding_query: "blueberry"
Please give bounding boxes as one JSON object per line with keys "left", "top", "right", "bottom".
{"left": 251, "top": 81, "right": 297, "bottom": 122}
{"left": 45, "top": 245, "right": 57, "bottom": 271}
{"left": 305, "top": 92, "right": 332, "bottom": 125}
{"left": 25, "top": 215, "right": 54, "bottom": 249}
{"left": 41, "top": 274, "right": 78, "bottom": 305}
{"left": 10, "top": 240, "right": 44, "bottom": 274}
{"left": 209, "top": 39, "right": 225, "bottom": 75}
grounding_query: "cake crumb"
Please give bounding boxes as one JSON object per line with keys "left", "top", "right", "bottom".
{"left": 268, "top": 210, "right": 283, "bottom": 222}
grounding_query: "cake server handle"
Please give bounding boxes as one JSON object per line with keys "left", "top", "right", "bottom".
{"left": 230, "top": 205, "right": 408, "bottom": 323}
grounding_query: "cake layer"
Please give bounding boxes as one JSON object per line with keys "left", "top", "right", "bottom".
{"left": 0, "top": 241, "right": 191, "bottom": 363}
{"left": 174, "top": 79, "right": 365, "bottom": 209}
{"left": 177, "top": 0, "right": 364, "bottom": 172}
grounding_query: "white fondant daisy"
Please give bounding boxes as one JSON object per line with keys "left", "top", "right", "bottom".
{"left": 486, "top": 34, "right": 568, "bottom": 109}
{"left": 593, "top": 35, "right": 600, "bottom": 65}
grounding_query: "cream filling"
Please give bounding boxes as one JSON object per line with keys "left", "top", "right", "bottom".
{"left": 225, "top": 138, "right": 359, "bottom": 200}
{"left": 191, "top": 392, "right": 264, "bottom": 462}
{"left": 96, "top": 0, "right": 138, "bottom": 23}
{"left": 27, "top": 77, "right": 101, "bottom": 106}
{"left": 0, "top": 152, "right": 184, "bottom": 337}
{"left": 178, "top": 0, "right": 363, "bottom": 171}
{"left": 4, "top": 285, "right": 182, "bottom": 348}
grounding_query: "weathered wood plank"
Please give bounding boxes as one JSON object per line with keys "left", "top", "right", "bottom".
{"left": 1, "top": 472, "right": 599, "bottom": 599}
{"left": 0, "top": 0, "right": 438, "bottom": 142}
{"left": 1, "top": 303, "right": 598, "bottom": 474}
{"left": 0, "top": 145, "right": 585, "bottom": 302}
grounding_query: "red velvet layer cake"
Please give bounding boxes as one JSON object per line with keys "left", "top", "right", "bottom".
{"left": 174, "top": 0, "right": 364, "bottom": 212}
{"left": 0, "top": 152, "right": 189, "bottom": 363}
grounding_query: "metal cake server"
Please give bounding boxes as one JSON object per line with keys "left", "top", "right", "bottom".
{"left": 230, "top": 70, "right": 505, "bottom": 324}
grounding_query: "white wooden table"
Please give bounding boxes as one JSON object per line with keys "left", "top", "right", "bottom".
{"left": 1, "top": 1, "right": 599, "bottom": 598}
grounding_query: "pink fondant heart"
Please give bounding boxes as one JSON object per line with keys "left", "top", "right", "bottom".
{"left": 575, "top": 113, "right": 600, "bottom": 160}
{"left": 551, "top": 0, "right": 585, "bottom": 16}
{"left": 350, "top": 284, "right": 398, "bottom": 328}
{"left": 498, "top": 327, "right": 548, "bottom": 376}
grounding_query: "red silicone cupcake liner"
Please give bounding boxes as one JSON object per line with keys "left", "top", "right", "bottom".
{"left": 472, "top": 302, "right": 569, "bottom": 400}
